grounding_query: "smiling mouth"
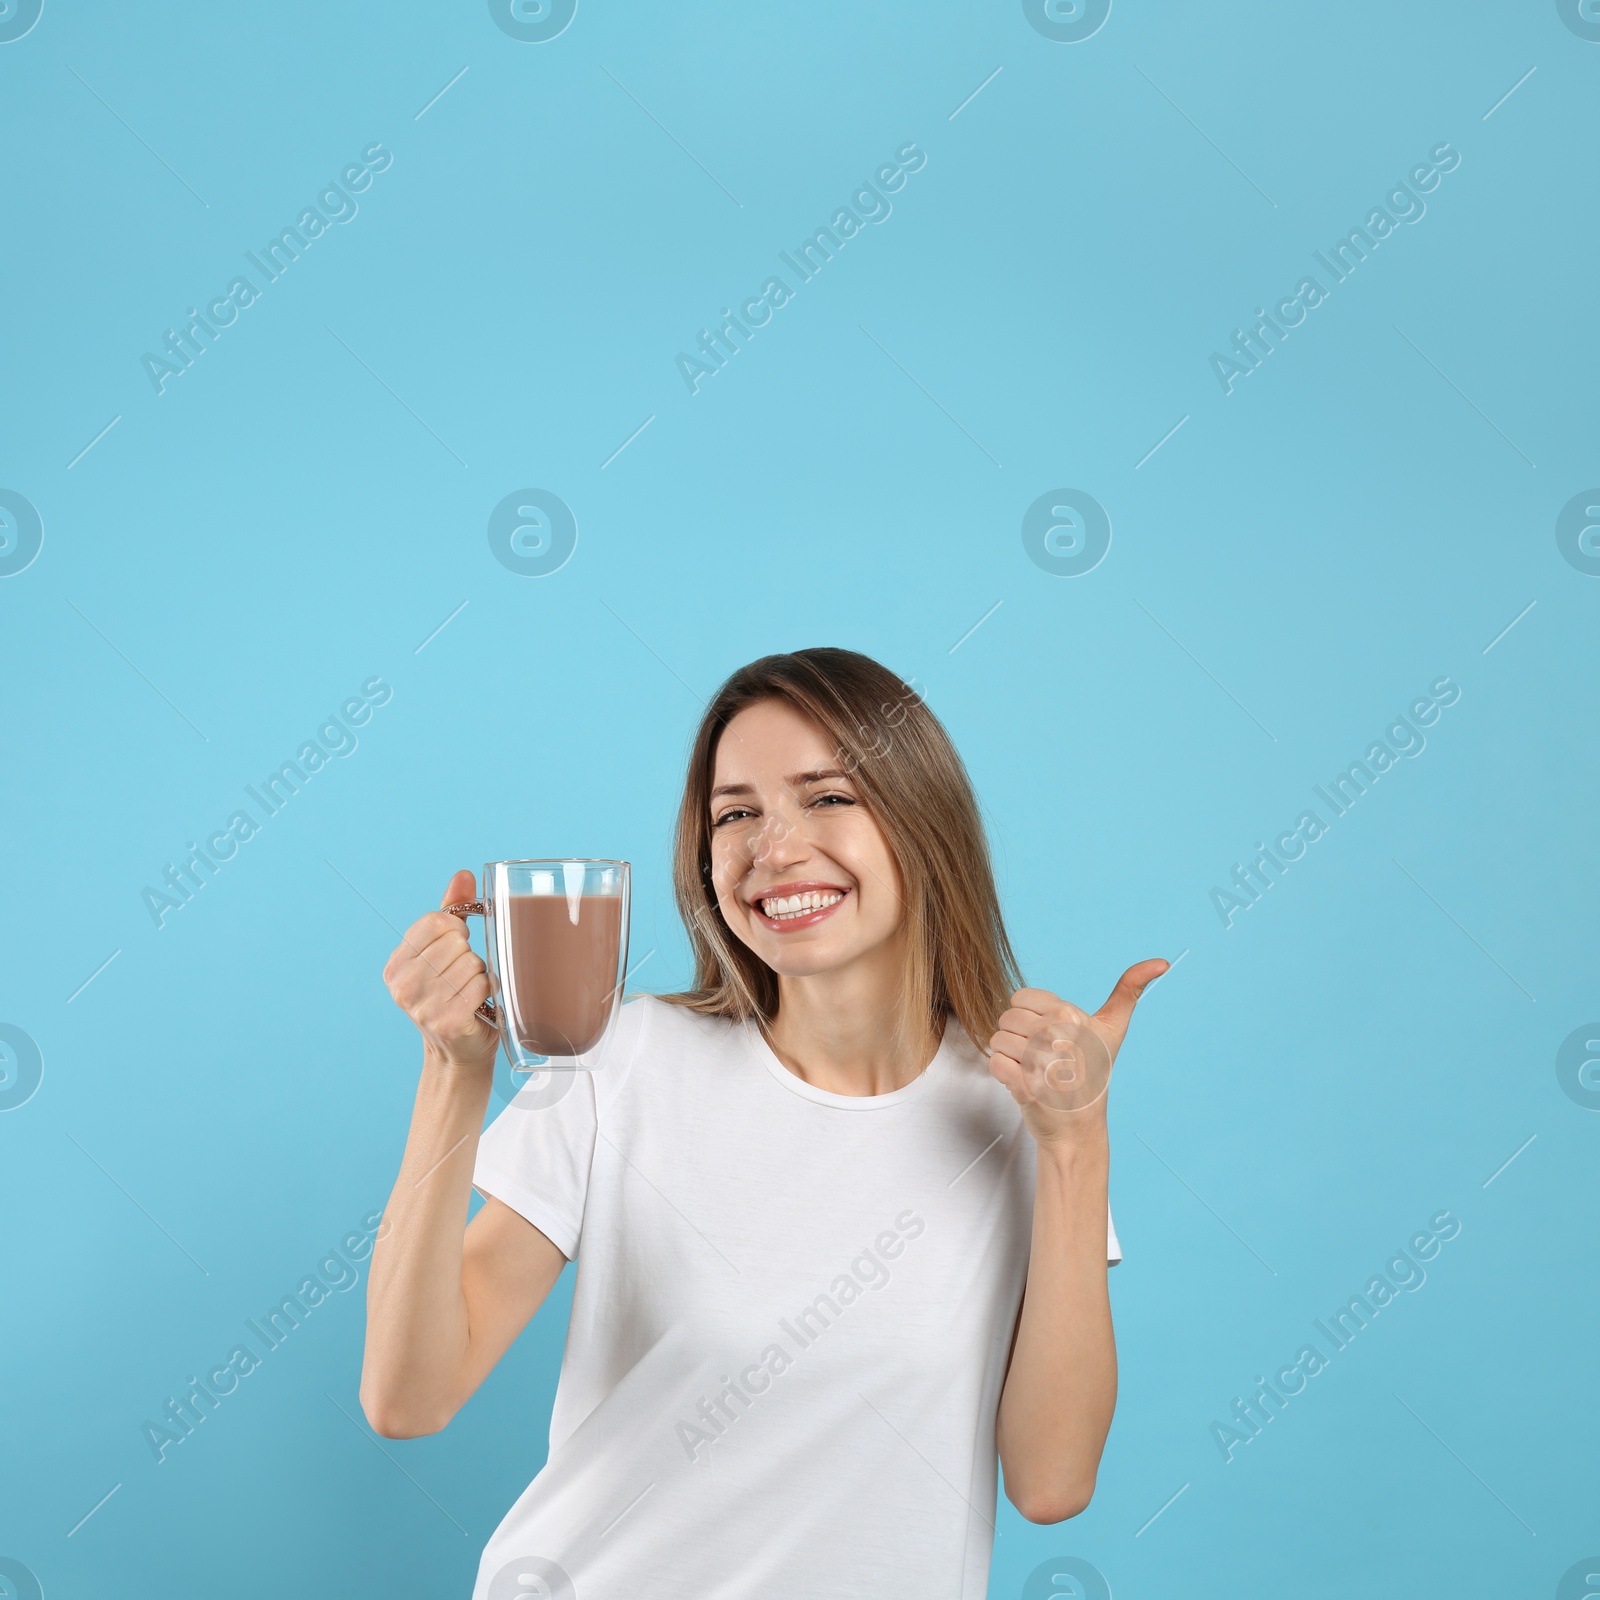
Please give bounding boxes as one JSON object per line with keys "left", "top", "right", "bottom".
{"left": 751, "top": 887, "right": 849, "bottom": 929}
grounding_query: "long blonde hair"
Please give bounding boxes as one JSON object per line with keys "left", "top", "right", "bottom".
{"left": 658, "top": 648, "right": 1021, "bottom": 1051}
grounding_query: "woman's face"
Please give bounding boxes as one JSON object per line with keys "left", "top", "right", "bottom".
{"left": 708, "top": 698, "right": 906, "bottom": 980}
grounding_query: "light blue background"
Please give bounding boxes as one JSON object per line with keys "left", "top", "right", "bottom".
{"left": 2, "top": 1, "right": 1596, "bottom": 1595}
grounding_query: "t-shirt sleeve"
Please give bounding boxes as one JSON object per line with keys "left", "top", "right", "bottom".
{"left": 1107, "top": 1202, "right": 1123, "bottom": 1266}
{"left": 471, "top": 995, "right": 650, "bottom": 1260}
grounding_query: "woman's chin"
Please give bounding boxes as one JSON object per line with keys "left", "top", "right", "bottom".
{"left": 755, "top": 933, "right": 892, "bottom": 981}
{"left": 761, "top": 948, "right": 847, "bottom": 979}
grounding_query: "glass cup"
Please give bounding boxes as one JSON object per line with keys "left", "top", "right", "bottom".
{"left": 447, "top": 859, "right": 630, "bottom": 1076}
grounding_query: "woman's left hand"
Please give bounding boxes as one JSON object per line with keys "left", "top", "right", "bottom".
{"left": 987, "top": 960, "right": 1169, "bottom": 1148}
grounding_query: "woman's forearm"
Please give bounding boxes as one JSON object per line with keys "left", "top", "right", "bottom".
{"left": 359, "top": 1050, "right": 493, "bottom": 1436}
{"left": 995, "top": 1134, "right": 1117, "bottom": 1523}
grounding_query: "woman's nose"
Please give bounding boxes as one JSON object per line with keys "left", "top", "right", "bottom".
{"left": 750, "top": 807, "right": 806, "bottom": 871}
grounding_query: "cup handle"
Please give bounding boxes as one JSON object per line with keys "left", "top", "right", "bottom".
{"left": 443, "top": 900, "right": 498, "bottom": 1024}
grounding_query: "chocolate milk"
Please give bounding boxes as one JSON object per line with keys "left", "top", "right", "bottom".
{"left": 498, "top": 893, "right": 623, "bottom": 1056}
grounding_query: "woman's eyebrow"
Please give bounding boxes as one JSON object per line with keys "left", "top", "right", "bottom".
{"left": 709, "top": 768, "right": 850, "bottom": 801}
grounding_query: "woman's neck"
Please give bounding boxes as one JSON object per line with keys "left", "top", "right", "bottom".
{"left": 762, "top": 941, "right": 942, "bottom": 1097}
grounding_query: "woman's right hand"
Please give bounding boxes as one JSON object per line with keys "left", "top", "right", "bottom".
{"left": 365, "top": 869, "right": 566, "bottom": 1442}
{"left": 382, "top": 869, "right": 498, "bottom": 1073}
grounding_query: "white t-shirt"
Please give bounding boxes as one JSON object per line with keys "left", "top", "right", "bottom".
{"left": 469, "top": 995, "right": 1120, "bottom": 1600}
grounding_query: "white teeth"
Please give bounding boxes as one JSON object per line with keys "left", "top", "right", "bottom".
{"left": 759, "top": 890, "right": 844, "bottom": 920}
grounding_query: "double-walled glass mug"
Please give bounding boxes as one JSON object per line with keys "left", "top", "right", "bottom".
{"left": 446, "top": 860, "right": 630, "bottom": 1077}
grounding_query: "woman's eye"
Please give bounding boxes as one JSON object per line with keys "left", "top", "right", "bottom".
{"left": 713, "top": 808, "right": 755, "bottom": 827}
{"left": 811, "top": 792, "right": 854, "bottom": 809}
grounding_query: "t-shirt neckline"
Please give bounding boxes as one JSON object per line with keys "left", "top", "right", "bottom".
{"left": 744, "top": 1014, "right": 952, "bottom": 1110}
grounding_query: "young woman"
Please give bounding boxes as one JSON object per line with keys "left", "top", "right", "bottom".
{"left": 361, "top": 648, "right": 1166, "bottom": 1599}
